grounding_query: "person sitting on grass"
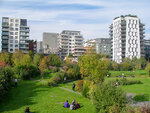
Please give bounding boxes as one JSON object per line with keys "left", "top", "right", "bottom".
{"left": 25, "top": 107, "right": 31, "bottom": 113}
{"left": 75, "top": 102, "right": 80, "bottom": 109}
{"left": 70, "top": 99, "right": 76, "bottom": 110}
{"left": 64, "top": 100, "right": 70, "bottom": 108}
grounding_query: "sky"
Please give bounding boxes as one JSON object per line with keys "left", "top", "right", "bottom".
{"left": 0, "top": 0, "right": 150, "bottom": 41}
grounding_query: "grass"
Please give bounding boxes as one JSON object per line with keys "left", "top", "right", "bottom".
{"left": 109, "top": 70, "right": 148, "bottom": 77}
{"left": 0, "top": 80, "right": 94, "bottom": 113}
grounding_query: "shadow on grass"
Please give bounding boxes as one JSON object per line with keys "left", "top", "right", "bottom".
{"left": 0, "top": 80, "right": 49, "bottom": 113}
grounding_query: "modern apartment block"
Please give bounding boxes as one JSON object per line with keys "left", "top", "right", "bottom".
{"left": 95, "top": 38, "right": 111, "bottom": 56}
{"left": 144, "top": 39, "right": 150, "bottom": 59}
{"left": 1, "top": 17, "right": 30, "bottom": 53}
{"left": 37, "top": 41, "right": 43, "bottom": 53}
{"left": 58, "top": 30, "right": 84, "bottom": 59}
{"left": 43, "top": 32, "right": 59, "bottom": 55}
{"left": 110, "top": 15, "right": 145, "bottom": 63}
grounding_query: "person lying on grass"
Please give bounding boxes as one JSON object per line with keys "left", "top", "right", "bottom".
{"left": 64, "top": 100, "right": 70, "bottom": 108}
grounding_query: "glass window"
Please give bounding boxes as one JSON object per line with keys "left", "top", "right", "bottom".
{"left": 15, "top": 32, "right": 18, "bottom": 35}
{"left": 15, "top": 36, "right": 18, "bottom": 39}
{"left": 10, "top": 19, "right": 13, "bottom": 22}
{"left": 15, "top": 45, "right": 18, "bottom": 47}
{"left": 10, "top": 40, "right": 13, "bottom": 43}
{"left": 10, "top": 44, "right": 13, "bottom": 47}
{"left": 15, "top": 40, "right": 18, "bottom": 43}
{"left": 10, "top": 36, "right": 13, "bottom": 39}
{"left": 15, "top": 28, "right": 18, "bottom": 31}
{"left": 10, "top": 32, "right": 13, "bottom": 35}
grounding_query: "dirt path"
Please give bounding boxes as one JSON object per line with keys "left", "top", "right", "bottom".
{"left": 59, "top": 87, "right": 81, "bottom": 95}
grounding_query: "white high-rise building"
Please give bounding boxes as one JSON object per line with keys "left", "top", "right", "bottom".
{"left": 58, "top": 30, "right": 85, "bottom": 59}
{"left": 110, "top": 15, "right": 145, "bottom": 63}
{"left": 1, "top": 17, "right": 29, "bottom": 53}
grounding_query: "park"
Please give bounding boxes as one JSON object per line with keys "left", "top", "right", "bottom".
{"left": 0, "top": 51, "right": 150, "bottom": 113}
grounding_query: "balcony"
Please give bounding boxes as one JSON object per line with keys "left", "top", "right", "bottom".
{"left": 2, "top": 28, "right": 9, "bottom": 31}
{"left": 20, "top": 33, "right": 29, "bottom": 37}
{"left": 2, "top": 32, "right": 9, "bottom": 35}
{"left": 2, "top": 22, "right": 9, "bottom": 27}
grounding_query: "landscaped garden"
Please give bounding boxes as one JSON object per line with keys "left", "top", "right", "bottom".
{"left": 0, "top": 51, "right": 150, "bottom": 113}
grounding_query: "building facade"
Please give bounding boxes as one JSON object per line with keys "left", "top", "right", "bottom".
{"left": 144, "top": 39, "right": 150, "bottom": 60}
{"left": 1, "top": 17, "right": 30, "bottom": 53}
{"left": 58, "top": 30, "right": 84, "bottom": 59}
{"left": 110, "top": 15, "right": 145, "bottom": 63}
{"left": 95, "top": 38, "right": 111, "bottom": 56}
{"left": 37, "top": 41, "right": 43, "bottom": 53}
{"left": 43, "top": 32, "right": 59, "bottom": 55}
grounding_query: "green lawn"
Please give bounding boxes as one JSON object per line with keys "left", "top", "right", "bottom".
{"left": 110, "top": 70, "right": 148, "bottom": 77}
{"left": 0, "top": 80, "right": 94, "bottom": 113}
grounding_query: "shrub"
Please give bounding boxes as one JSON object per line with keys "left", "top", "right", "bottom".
{"left": 0, "top": 66, "right": 14, "bottom": 102}
{"left": 93, "top": 82, "right": 127, "bottom": 113}
{"left": 133, "top": 94, "right": 149, "bottom": 101}
{"left": 112, "top": 78, "right": 143, "bottom": 86}
{"left": 14, "top": 65, "right": 40, "bottom": 80}
{"left": 48, "top": 79, "right": 56, "bottom": 87}
{"left": 82, "top": 81, "right": 90, "bottom": 98}
{"left": 77, "top": 80, "right": 83, "bottom": 91}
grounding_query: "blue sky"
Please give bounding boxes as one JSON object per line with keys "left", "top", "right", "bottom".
{"left": 0, "top": 0, "right": 150, "bottom": 41}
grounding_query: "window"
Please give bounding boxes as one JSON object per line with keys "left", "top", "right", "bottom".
{"left": 10, "top": 19, "right": 13, "bottom": 22}
{"left": 15, "top": 19, "right": 19, "bottom": 23}
{"left": 15, "top": 45, "right": 18, "bottom": 47}
{"left": 15, "top": 36, "right": 18, "bottom": 39}
{"left": 10, "top": 49, "right": 13, "bottom": 51}
{"left": 15, "top": 40, "right": 18, "bottom": 43}
{"left": 10, "top": 36, "right": 13, "bottom": 39}
{"left": 15, "top": 32, "right": 18, "bottom": 35}
{"left": 10, "top": 27, "right": 14, "bottom": 31}
{"left": 15, "top": 28, "right": 18, "bottom": 31}
{"left": 10, "top": 40, "right": 13, "bottom": 43}
{"left": 10, "top": 32, "right": 13, "bottom": 35}
{"left": 10, "top": 23, "right": 13, "bottom": 26}
{"left": 15, "top": 24, "right": 18, "bottom": 27}
{"left": 10, "top": 44, "right": 13, "bottom": 47}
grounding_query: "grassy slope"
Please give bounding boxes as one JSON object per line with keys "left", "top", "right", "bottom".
{"left": 110, "top": 70, "right": 148, "bottom": 77}
{"left": 0, "top": 80, "right": 94, "bottom": 113}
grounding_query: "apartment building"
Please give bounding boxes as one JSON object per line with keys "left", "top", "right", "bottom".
{"left": 110, "top": 15, "right": 145, "bottom": 63}
{"left": 144, "top": 39, "right": 150, "bottom": 59}
{"left": 58, "top": 30, "right": 84, "bottom": 59}
{"left": 95, "top": 38, "right": 111, "bottom": 56}
{"left": 37, "top": 41, "right": 43, "bottom": 53}
{"left": 1, "top": 17, "right": 30, "bottom": 53}
{"left": 43, "top": 32, "right": 59, "bottom": 55}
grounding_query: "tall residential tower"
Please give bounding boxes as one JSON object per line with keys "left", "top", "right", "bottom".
{"left": 1, "top": 17, "right": 30, "bottom": 53}
{"left": 110, "top": 15, "right": 145, "bottom": 63}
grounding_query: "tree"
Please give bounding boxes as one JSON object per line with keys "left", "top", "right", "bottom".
{"left": 111, "top": 61, "right": 119, "bottom": 71}
{"left": 145, "top": 63, "right": 150, "bottom": 77}
{"left": 120, "top": 58, "right": 132, "bottom": 71}
{"left": 33, "top": 53, "right": 43, "bottom": 67}
{"left": 48, "top": 54, "right": 61, "bottom": 66}
{"left": 38, "top": 57, "right": 49, "bottom": 74}
{"left": 140, "top": 57, "right": 147, "bottom": 69}
{"left": 0, "top": 52, "right": 11, "bottom": 64}
{"left": 78, "top": 52, "right": 108, "bottom": 83}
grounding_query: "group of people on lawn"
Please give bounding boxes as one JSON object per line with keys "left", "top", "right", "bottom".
{"left": 64, "top": 99, "right": 80, "bottom": 110}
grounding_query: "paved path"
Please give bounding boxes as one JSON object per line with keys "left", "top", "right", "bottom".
{"left": 59, "top": 87, "right": 81, "bottom": 95}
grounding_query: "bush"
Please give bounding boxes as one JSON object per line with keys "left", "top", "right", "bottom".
{"left": 0, "top": 66, "right": 14, "bottom": 102}
{"left": 14, "top": 65, "right": 40, "bottom": 80}
{"left": 82, "top": 81, "right": 90, "bottom": 98}
{"left": 93, "top": 82, "right": 127, "bottom": 113}
{"left": 48, "top": 79, "right": 56, "bottom": 87}
{"left": 133, "top": 94, "right": 149, "bottom": 101}
{"left": 113, "top": 78, "right": 143, "bottom": 85}
{"left": 77, "top": 80, "right": 83, "bottom": 92}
